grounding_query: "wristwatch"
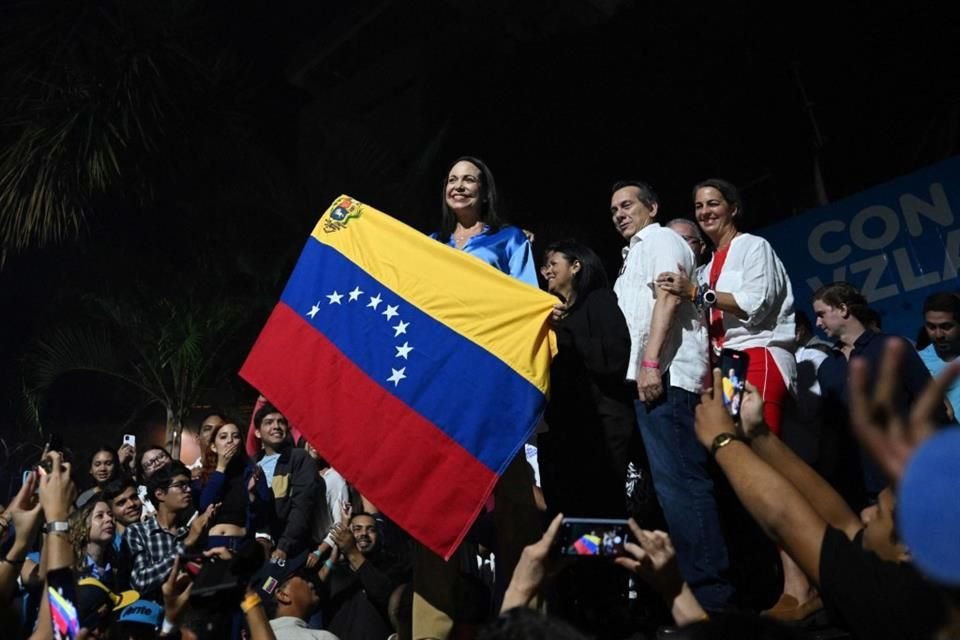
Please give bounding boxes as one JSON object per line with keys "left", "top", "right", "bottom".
{"left": 702, "top": 287, "right": 717, "bottom": 309}
{"left": 694, "top": 284, "right": 717, "bottom": 311}
{"left": 710, "top": 432, "right": 740, "bottom": 456}
{"left": 42, "top": 520, "right": 70, "bottom": 534}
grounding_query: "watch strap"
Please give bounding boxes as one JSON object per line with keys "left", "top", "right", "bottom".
{"left": 710, "top": 432, "right": 740, "bottom": 456}
{"left": 43, "top": 520, "right": 70, "bottom": 534}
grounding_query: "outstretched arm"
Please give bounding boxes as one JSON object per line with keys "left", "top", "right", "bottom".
{"left": 695, "top": 370, "right": 828, "bottom": 585}
{"left": 738, "top": 383, "right": 862, "bottom": 539}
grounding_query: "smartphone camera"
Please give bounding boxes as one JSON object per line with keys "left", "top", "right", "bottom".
{"left": 718, "top": 348, "right": 749, "bottom": 418}
{"left": 557, "top": 518, "right": 630, "bottom": 557}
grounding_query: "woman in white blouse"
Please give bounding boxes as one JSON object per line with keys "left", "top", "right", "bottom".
{"left": 658, "top": 179, "right": 815, "bottom": 622}
{"left": 658, "top": 178, "right": 796, "bottom": 434}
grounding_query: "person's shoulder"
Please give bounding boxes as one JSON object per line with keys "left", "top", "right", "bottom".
{"left": 582, "top": 287, "right": 618, "bottom": 307}
{"left": 493, "top": 225, "right": 527, "bottom": 241}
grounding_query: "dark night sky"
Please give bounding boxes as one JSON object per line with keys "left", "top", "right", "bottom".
{"left": 1, "top": 0, "right": 958, "bottom": 441}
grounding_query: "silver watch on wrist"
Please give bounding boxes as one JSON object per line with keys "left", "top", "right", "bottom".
{"left": 42, "top": 520, "right": 70, "bottom": 534}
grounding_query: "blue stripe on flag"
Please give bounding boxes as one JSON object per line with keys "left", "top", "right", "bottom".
{"left": 279, "top": 238, "right": 544, "bottom": 473}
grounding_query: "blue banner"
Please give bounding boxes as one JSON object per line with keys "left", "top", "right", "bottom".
{"left": 761, "top": 156, "right": 960, "bottom": 340}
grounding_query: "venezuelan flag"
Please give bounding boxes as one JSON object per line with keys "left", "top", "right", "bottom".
{"left": 240, "top": 196, "right": 557, "bottom": 559}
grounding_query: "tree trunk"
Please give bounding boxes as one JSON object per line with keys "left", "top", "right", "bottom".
{"left": 165, "top": 405, "right": 183, "bottom": 461}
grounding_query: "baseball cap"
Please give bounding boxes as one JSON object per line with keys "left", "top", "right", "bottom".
{"left": 250, "top": 551, "right": 310, "bottom": 601}
{"left": 117, "top": 599, "right": 164, "bottom": 629}
{"left": 77, "top": 577, "right": 140, "bottom": 629}
{"left": 897, "top": 427, "right": 960, "bottom": 586}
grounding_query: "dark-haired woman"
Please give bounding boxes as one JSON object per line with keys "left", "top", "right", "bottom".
{"left": 657, "top": 178, "right": 796, "bottom": 432}
{"left": 539, "top": 240, "right": 635, "bottom": 518}
{"left": 76, "top": 446, "right": 123, "bottom": 509}
{"left": 658, "top": 179, "right": 807, "bottom": 620}
{"left": 415, "top": 156, "right": 538, "bottom": 639}
{"left": 198, "top": 422, "right": 272, "bottom": 551}
{"left": 433, "top": 156, "right": 537, "bottom": 286}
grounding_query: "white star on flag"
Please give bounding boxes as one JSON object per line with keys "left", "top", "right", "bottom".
{"left": 327, "top": 291, "right": 343, "bottom": 304}
{"left": 392, "top": 320, "right": 409, "bottom": 337}
{"left": 348, "top": 286, "right": 363, "bottom": 302}
{"left": 307, "top": 303, "right": 321, "bottom": 318}
{"left": 382, "top": 305, "right": 399, "bottom": 321}
{"left": 387, "top": 367, "right": 407, "bottom": 386}
{"left": 367, "top": 294, "right": 383, "bottom": 310}
{"left": 395, "top": 342, "right": 413, "bottom": 359}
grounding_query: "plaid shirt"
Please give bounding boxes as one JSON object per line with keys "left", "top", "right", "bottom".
{"left": 124, "top": 516, "right": 188, "bottom": 597}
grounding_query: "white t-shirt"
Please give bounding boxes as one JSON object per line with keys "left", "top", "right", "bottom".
{"left": 613, "top": 223, "right": 708, "bottom": 393}
{"left": 269, "top": 617, "right": 339, "bottom": 640}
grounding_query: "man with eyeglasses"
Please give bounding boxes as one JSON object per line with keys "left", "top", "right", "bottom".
{"left": 666, "top": 218, "right": 709, "bottom": 270}
{"left": 124, "top": 462, "right": 217, "bottom": 601}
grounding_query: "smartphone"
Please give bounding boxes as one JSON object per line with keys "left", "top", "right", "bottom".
{"left": 719, "top": 348, "right": 749, "bottom": 418}
{"left": 122, "top": 434, "right": 136, "bottom": 448}
{"left": 40, "top": 432, "right": 65, "bottom": 474}
{"left": 47, "top": 567, "right": 80, "bottom": 639}
{"left": 557, "top": 517, "right": 631, "bottom": 557}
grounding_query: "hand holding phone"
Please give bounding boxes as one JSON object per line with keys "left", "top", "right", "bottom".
{"left": 718, "top": 348, "right": 749, "bottom": 419}
{"left": 557, "top": 517, "right": 631, "bottom": 557}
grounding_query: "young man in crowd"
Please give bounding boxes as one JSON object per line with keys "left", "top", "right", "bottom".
{"left": 251, "top": 551, "right": 339, "bottom": 640}
{"left": 124, "top": 462, "right": 215, "bottom": 600}
{"left": 610, "top": 180, "right": 734, "bottom": 610}
{"left": 324, "top": 512, "right": 402, "bottom": 640}
{"left": 917, "top": 291, "right": 960, "bottom": 418}
{"left": 694, "top": 345, "right": 947, "bottom": 640}
{"left": 253, "top": 403, "right": 317, "bottom": 561}
{"left": 104, "top": 478, "right": 143, "bottom": 537}
{"left": 813, "top": 282, "right": 947, "bottom": 509}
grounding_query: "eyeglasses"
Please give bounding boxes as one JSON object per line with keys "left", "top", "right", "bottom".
{"left": 167, "top": 481, "right": 192, "bottom": 492}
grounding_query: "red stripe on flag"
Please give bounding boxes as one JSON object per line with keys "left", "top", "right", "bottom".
{"left": 240, "top": 303, "right": 498, "bottom": 559}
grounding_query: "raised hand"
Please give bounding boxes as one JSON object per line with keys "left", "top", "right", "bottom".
{"left": 1, "top": 471, "right": 43, "bottom": 550}
{"left": 500, "top": 512, "right": 564, "bottom": 612}
{"left": 738, "top": 381, "right": 768, "bottom": 441}
{"left": 37, "top": 451, "right": 76, "bottom": 521}
{"left": 694, "top": 368, "right": 737, "bottom": 449}
{"left": 849, "top": 337, "right": 960, "bottom": 485}
{"left": 217, "top": 442, "right": 239, "bottom": 471}
{"left": 615, "top": 520, "right": 684, "bottom": 600}
{"left": 162, "top": 555, "right": 193, "bottom": 624}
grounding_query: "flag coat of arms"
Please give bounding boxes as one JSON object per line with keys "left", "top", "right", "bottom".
{"left": 240, "top": 196, "right": 557, "bottom": 559}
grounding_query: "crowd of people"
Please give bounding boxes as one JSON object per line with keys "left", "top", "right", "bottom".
{"left": 2, "top": 156, "right": 959, "bottom": 639}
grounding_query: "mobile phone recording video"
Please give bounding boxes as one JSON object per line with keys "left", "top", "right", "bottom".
{"left": 557, "top": 517, "right": 631, "bottom": 557}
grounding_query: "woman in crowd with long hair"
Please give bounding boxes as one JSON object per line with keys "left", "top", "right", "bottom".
{"left": 198, "top": 420, "right": 271, "bottom": 551}
{"left": 69, "top": 498, "right": 126, "bottom": 589}
{"left": 433, "top": 155, "right": 538, "bottom": 286}
{"left": 538, "top": 239, "right": 635, "bottom": 518}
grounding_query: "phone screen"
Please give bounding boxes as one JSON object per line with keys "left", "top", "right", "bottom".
{"left": 558, "top": 518, "right": 630, "bottom": 557}
{"left": 47, "top": 568, "right": 80, "bottom": 639}
{"left": 719, "top": 348, "right": 749, "bottom": 418}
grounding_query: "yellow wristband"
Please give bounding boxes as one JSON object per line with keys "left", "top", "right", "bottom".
{"left": 240, "top": 593, "right": 262, "bottom": 613}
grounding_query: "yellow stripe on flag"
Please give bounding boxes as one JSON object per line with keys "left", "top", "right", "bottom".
{"left": 311, "top": 195, "right": 557, "bottom": 393}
